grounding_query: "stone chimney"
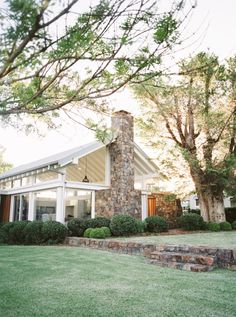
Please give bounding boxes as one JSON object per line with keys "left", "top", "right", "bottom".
{"left": 95, "top": 110, "right": 141, "bottom": 217}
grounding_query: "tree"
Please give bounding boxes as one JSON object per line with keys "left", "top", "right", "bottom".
{"left": 0, "top": 146, "right": 12, "bottom": 173}
{"left": 0, "top": 0, "right": 194, "bottom": 128}
{"left": 134, "top": 52, "right": 236, "bottom": 222}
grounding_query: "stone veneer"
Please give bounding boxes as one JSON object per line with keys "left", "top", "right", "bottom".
{"left": 95, "top": 111, "right": 142, "bottom": 218}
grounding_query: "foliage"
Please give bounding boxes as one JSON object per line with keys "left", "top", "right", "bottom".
{"left": 0, "top": 222, "right": 15, "bottom": 243}
{"left": 110, "top": 214, "right": 137, "bottom": 236}
{"left": 67, "top": 218, "right": 86, "bottom": 237}
{"left": 85, "top": 217, "right": 111, "bottom": 229}
{"left": 232, "top": 220, "right": 236, "bottom": 230}
{"left": 24, "top": 221, "right": 44, "bottom": 244}
{"left": 135, "top": 220, "right": 146, "bottom": 233}
{"left": 225, "top": 208, "right": 236, "bottom": 224}
{"left": 41, "top": 221, "right": 67, "bottom": 244}
{"left": 134, "top": 52, "right": 236, "bottom": 222}
{"left": 145, "top": 216, "right": 168, "bottom": 233}
{"left": 0, "top": 146, "right": 12, "bottom": 173}
{"left": 0, "top": 0, "right": 193, "bottom": 129}
{"left": 84, "top": 228, "right": 93, "bottom": 238}
{"left": 88, "top": 227, "right": 111, "bottom": 239}
{"left": 219, "top": 221, "right": 232, "bottom": 231}
{"left": 8, "top": 221, "right": 29, "bottom": 244}
{"left": 207, "top": 222, "right": 221, "bottom": 232}
{"left": 177, "top": 213, "right": 205, "bottom": 231}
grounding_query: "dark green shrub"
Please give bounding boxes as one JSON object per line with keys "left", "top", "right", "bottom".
{"left": 42, "top": 221, "right": 67, "bottom": 244}
{"left": 219, "top": 221, "right": 232, "bottom": 231}
{"left": 24, "top": 221, "right": 44, "bottom": 244}
{"left": 135, "top": 220, "right": 146, "bottom": 233}
{"left": 207, "top": 222, "right": 221, "bottom": 232}
{"left": 232, "top": 220, "right": 236, "bottom": 230}
{"left": 110, "top": 214, "right": 137, "bottom": 236}
{"left": 145, "top": 216, "right": 168, "bottom": 233}
{"left": 100, "top": 226, "right": 111, "bottom": 237}
{"left": 85, "top": 217, "right": 110, "bottom": 229}
{"left": 225, "top": 207, "right": 236, "bottom": 223}
{"left": 84, "top": 228, "right": 93, "bottom": 238}
{"left": 67, "top": 218, "right": 86, "bottom": 237}
{"left": 89, "top": 228, "right": 106, "bottom": 239}
{"left": 0, "top": 222, "right": 15, "bottom": 243}
{"left": 177, "top": 213, "right": 205, "bottom": 231}
{"left": 9, "top": 221, "right": 30, "bottom": 244}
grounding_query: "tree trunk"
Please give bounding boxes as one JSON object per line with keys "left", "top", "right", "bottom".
{"left": 197, "top": 189, "right": 225, "bottom": 223}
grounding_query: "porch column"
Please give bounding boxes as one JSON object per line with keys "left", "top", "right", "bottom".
{"left": 28, "top": 192, "right": 35, "bottom": 221}
{"left": 9, "top": 196, "right": 14, "bottom": 222}
{"left": 56, "top": 187, "right": 65, "bottom": 223}
{"left": 91, "top": 191, "right": 95, "bottom": 219}
{"left": 141, "top": 191, "right": 148, "bottom": 220}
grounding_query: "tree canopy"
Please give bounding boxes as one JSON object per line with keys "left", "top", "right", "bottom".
{"left": 0, "top": 0, "right": 194, "bottom": 128}
{"left": 134, "top": 52, "right": 236, "bottom": 222}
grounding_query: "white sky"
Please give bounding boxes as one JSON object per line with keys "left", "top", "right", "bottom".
{"left": 1, "top": 0, "right": 236, "bottom": 167}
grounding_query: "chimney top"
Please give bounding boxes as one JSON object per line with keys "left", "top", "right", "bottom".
{"left": 113, "top": 110, "right": 131, "bottom": 116}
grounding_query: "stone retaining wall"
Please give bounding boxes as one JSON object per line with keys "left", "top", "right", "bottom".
{"left": 66, "top": 237, "right": 236, "bottom": 270}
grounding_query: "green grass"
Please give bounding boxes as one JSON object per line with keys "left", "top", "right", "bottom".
{"left": 0, "top": 246, "right": 236, "bottom": 317}
{"left": 116, "top": 231, "right": 236, "bottom": 249}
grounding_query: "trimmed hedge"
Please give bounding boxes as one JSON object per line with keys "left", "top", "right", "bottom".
{"left": 41, "top": 221, "right": 68, "bottom": 244}
{"left": 84, "top": 228, "right": 93, "bottom": 238}
{"left": 9, "top": 221, "right": 30, "bottom": 244}
{"left": 135, "top": 220, "right": 146, "bottom": 233}
{"left": 85, "top": 217, "right": 110, "bottom": 229}
{"left": 67, "top": 218, "right": 86, "bottom": 237}
{"left": 145, "top": 216, "right": 168, "bottom": 233}
{"left": 207, "top": 222, "right": 221, "bottom": 232}
{"left": 24, "top": 221, "right": 44, "bottom": 244}
{"left": 219, "top": 221, "right": 232, "bottom": 231}
{"left": 177, "top": 213, "right": 205, "bottom": 231}
{"left": 84, "top": 227, "right": 111, "bottom": 239}
{"left": 110, "top": 214, "right": 137, "bottom": 236}
{"left": 232, "top": 220, "right": 236, "bottom": 230}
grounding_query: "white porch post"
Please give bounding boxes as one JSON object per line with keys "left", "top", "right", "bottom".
{"left": 28, "top": 192, "right": 35, "bottom": 221}
{"left": 56, "top": 186, "right": 65, "bottom": 223}
{"left": 9, "top": 195, "right": 14, "bottom": 222}
{"left": 141, "top": 191, "right": 148, "bottom": 221}
{"left": 105, "top": 147, "right": 111, "bottom": 186}
{"left": 91, "top": 191, "right": 95, "bottom": 219}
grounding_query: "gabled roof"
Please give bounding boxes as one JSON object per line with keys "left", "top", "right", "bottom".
{"left": 0, "top": 140, "right": 157, "bottom": 180}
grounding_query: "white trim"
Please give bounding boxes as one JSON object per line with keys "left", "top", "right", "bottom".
{"left": 66, "top": 181, "right": 109, "bottom": 191}
{"left": 105, "top": 147, "right": 111, "bottom": 186}
{"left": 28, "top": 192, "right": 35, "bottom": 221}
{"left": 141, "top": 191, "right": 148, "bottom": 221}
{"left": 9, "top": 196, "right": 14, "bottom": 222}
{"left": 56, "top": 187, "right": 65, "bottom": 223}
{"left": 91, "top": 191, "right": 95, "bottom": 219}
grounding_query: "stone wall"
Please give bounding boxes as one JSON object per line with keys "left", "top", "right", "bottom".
{"left": 95, "top": 110, "right": 142, "bottom": 219}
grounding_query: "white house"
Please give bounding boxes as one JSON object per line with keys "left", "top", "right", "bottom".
{"left": 0, "top": 111, "right": 158, "bottom": 223}
{"left": 182, "top": 194, "right": 236, "bottom": 211}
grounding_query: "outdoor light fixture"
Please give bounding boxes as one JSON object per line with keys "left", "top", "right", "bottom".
{"left": 82, "top": 156, "right": 89, "bottom": 183}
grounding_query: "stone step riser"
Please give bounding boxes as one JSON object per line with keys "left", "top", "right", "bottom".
{"left": 149, "top": 259, "right": 214, "bottom": 272}
{"left": 150, "top": 252, "right": 215, "bottom": 266}
{"left": 155, "top": 245, "right": 218, "bottom": 256}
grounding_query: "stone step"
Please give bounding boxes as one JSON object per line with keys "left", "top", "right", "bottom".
{"left": 148, "top": 259, "right": 214, "bottom": 272}
{"left": 154, "top": 245, "right": 218, "bottom": 256}
{"left": 150, "top": 251, "right": 216, "bottom": 266}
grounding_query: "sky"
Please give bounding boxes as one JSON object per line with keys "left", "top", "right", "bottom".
{"left": 1, "top": 0, "right": 236, "bottom": 167}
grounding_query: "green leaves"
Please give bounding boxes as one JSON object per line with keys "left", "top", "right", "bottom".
{"left": 154, "top": 14, "right": 178, "bottom": 44}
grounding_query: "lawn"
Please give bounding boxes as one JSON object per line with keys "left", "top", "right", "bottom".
{"left": 116, "top": 231, "right": 236, "bottom": 249}
{"left": 0, "top": 246, "right": 236, "bottom": 317}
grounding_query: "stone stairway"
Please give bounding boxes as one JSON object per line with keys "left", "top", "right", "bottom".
{"left": 148, "top": 245, "right": 217, "bottom": 272}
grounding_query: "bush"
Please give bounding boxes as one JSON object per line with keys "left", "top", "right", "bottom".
{"left": 135, "top": 220, "right": 146, "bottom": 233}
{"left": 89, "top": 228, "right": 106, "bottom": 239}
{"left": 177, "top": 213, "right": 205, "bottom": 231}
{"left": 9, "top": 221, "right": 30, "bottom": 244}
{"left": 145, "top": 216, "right": 168, "bottom": 233}
{"left": 100, "top": 226, "right": 111, "bottom": 237}
{"left": 84, "top": 228, "right": 93, "bottom": 238}
{"left": 67, "top": 218, "right": 86, "bottom": 237}
{"left": 232, "top": 220, "right": 236, "bottom": 230}
{"left": 0, "top": 222, "right": 15, "bottom": 243}
{"left": 207, "top": 222, "right": 221, "bottom": 232}
{"left": 219, "top": 221, "right": 232, "bottom": 231}
{"left": 24, "top": 221, "right": 44, "bottom": 244}
{"left": 42, "top": 221, "right": 67, "bottom": 244}
{"left": 85, "top": 217, "right": 110, "bottom": 229}
{"left": 110, "top": 214, "right": 137, "bottom": 236}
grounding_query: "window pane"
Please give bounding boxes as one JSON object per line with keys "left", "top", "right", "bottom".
{"left": 35, "top": 171, "right": 57, "bottom": 183}
{"left": 65, "top": 189, "right": 92, "bottom": 221}
{"left": 35, "top": 190, "right": 56, "bottom": 221}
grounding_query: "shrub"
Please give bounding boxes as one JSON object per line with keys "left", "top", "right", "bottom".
{"left": 0, "top": 222, "right": 15, "bottom": 243}
{"left": 135, "top": 220, "right": 146, "bottom": 233}
{"left": 219, "top": 221, "right": 232, "bottom": 231}
{"left": 84, "top": 228, "right": 93, "bottom": 238}
{"left": 100, "top": 226, "right": 111, "bottom": 237}
{"left": 24, "top": 221, "right": 44, "bottom": 244}
{"left": 9, "top": 221, "right": 30, "bottom": 244}
{"left": 42, "top": 221, "right": 67, "bottom": 244}
{"left": 67, "top": 218, "right": 86, "bottom": 237}
{"left": 145, "top": 216, "right": 168, "bottom": 233}
{"left": 207, "top": 222, "right": 221, "bottom": 232}
{"left": 110, "top": 214, "right": 137, "bottom": 236}
{"left": 89, "top": 228, "right": 106, "bottom": 239}
{"left": 232, "top": 220, "right": 236, "bottom": 230}
{"left": 177, "top": 213, "right": 205, "bottom": 231}
{"left": 85, "top": 217, "right": 110, "bottom": 229}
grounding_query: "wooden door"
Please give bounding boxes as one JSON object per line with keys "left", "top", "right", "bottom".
{"left": 148, "top": 195, "right": 156, "bottom": 216}
{"left": 0, "top": 195, "right": 11, "bottom": 223}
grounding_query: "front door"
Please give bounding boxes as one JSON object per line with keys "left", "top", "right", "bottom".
{"left": 148, "top": 195, "right": 156, "bottom": 217}
{"left": 0, "top": 195, "right": 11, "bottom": 223}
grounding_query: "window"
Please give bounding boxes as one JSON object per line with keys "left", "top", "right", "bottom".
{"left": 35, "top": 171, "right": 57, "bottom": 183}
{"left": 35, "top": 190, "right": 56, "bottom": 221}
{"left": 195, "top": 198, "right": 199, "bottom": 206}
{"left": 13, "top": 194, "right": 29, "bottom": 221}
{"left": 65, "top": 189, "right": 92, "bottom": 221}
{"left": 230, "top": 197, "right": 236, "bottom": 207}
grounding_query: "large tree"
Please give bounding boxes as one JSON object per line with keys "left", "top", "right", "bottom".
{"left": 134, "top": 52, "right": 236, "bottom": 222}
{"left": 0, "top": 0, "right": 194, "bottom": 128}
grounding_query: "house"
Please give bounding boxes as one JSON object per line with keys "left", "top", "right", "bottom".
{"left": 0, "top": 111, "right": 158, "bottom": 223}
{"left": 182, "top": 194, "right": 236, "bottom": 211}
